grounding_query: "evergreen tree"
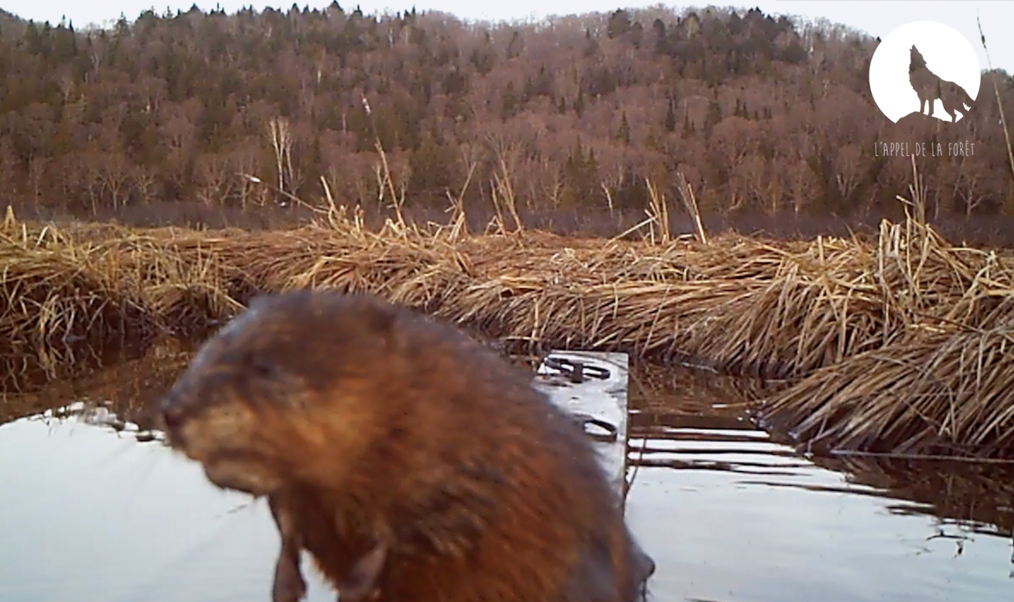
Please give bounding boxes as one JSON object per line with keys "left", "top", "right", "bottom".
{"left": 664, "top": 99, "right": 677, "bottom": 132}
{"left": 617, "top": 111, "right": 631, "bottom": 144}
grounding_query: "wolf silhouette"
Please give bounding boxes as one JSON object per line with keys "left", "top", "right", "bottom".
{"left": 909, "top": 45, "right": 975, "bottom": 121}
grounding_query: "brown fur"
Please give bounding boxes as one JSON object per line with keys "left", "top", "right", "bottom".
{"left": 160, "top": 290, "right": 652, "bottom": 602}
{"left": 909, "top": 45, "right": 975, "bottom": 121}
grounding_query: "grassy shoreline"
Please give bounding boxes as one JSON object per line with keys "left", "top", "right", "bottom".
{"left": 2, "top": 206, "right": 1013, "bottom": 459}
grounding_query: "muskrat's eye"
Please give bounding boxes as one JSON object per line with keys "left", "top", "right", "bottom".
{"left": 247, "top": 352, "right": 278, "bottom": 378}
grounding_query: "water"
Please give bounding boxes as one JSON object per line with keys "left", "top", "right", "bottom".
{"left": 0, "top": 340, "right": 1012, "bottom": 602}
{"left": 626, "top": 368, "right": 1014, "bottom": 602}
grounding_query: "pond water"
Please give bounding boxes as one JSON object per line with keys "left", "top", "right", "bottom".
{"left": 0, "top": 340, "right": 1012, "bottom": 602}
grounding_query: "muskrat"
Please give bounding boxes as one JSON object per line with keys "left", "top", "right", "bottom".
{"left": 160, "top": 290, "right": 654, "bottom": 602}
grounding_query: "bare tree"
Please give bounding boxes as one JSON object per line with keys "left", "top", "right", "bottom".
{"left": 131, "top": 165, "right": 160, "bottom": 205}
{"left": 94, "top": 152, "right": 133, "bottom": 210}
{"left": 27, "top": 157, "right": 48, "bottom": 203}
{"left": 268, "top": 117, "right": 294, "bottom": 195}
{"left": 195, "top": 153, "right": 236, "bottom": 207}
{"left": 833, "top": 143, "right": 863, "bottom": 204}
{"left": 711, "top": 116, "right": 760, "bottom": 212}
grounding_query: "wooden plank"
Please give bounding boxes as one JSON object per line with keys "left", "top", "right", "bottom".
{"left": 532, "top": 350, "right": 631, "bottom": 500}
{"left": 532, "top": 350, "right": 656, "bottom": 595}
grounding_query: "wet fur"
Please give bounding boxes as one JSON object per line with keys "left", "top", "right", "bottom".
{"left": 161, "top": 290, "right": 651, "bottom": 602}
{"left": 909, "top": 45, "right": 975, "bottom": 121}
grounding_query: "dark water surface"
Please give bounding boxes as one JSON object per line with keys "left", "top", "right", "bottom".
{"left": 1, "top": 340, "right": 1012, "bottom": 602}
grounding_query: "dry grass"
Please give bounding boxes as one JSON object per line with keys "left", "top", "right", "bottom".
{"left": 0, "top": 217, "right": 246, "bottom": 348}
{"left": 3, "top": 191, "right": 1014, "bottom": 457}
{"left": 762, "top": 323, "right": 1014, "bottom": 458}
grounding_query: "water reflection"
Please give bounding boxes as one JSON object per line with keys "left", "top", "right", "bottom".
{"left": 0, "top": 338, "right": 194, "bottom": 429}
{"left": 627, "top": 366, "right": 1014, "bottom": 602}
{"left": 0, "top": 401, "right": 338, "bottom": 602}
{"left": 0, "top": 341, "right": 1012, "bottom": 602}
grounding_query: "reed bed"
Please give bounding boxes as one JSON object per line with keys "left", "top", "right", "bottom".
{"left": 762, "top": 323, "right": 1014, "bottom": 458}
{"left": 3, "top": 205, "right": 1014, "bottom": 457}
{"left": 0, "top": 212, "right": 251, "bottom": 347}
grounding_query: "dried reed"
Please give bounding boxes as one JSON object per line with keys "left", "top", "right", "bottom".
{"left": 3, "top": 192, "right": 1014, "bottom": 456}
{"left": 761, "top": 322, "right": 1014, "bottom": 458}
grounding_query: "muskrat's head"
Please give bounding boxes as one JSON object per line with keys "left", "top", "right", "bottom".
{"left": 160, "top": 290, "right": 403, "bottom": 496}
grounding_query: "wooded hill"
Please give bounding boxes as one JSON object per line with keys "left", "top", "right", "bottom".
{"left": 0, "top": 4, "right": 1012, "bottom": 233}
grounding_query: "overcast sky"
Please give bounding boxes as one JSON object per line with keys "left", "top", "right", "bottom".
{"left": 3, "top": 1, "right": 1012, "bottom": 74}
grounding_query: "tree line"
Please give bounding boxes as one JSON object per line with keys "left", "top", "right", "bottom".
{"left": 0, "top": 3, "right": 1012, "bottom": 231}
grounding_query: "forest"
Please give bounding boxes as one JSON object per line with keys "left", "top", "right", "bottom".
{"left": 0, "top": 4, "right": 1012, "bottom": 238}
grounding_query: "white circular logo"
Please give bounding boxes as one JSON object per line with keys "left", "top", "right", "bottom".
{"left": 869, "top": 21, "right": 981, "bottom": 123}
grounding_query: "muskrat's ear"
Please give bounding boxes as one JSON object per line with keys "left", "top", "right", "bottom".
{"left": 357, "top": 298, "right": 399, "bottom": 336}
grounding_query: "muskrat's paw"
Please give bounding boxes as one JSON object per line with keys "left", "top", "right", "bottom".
{"left": 272, "top": 558, "right": 308, "bottom": 602}
{"left": 337, "top": 540, "right": 388, "bottom": 602}
{"left": 273, "top": 575, "right": 307, "bottom": 602}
